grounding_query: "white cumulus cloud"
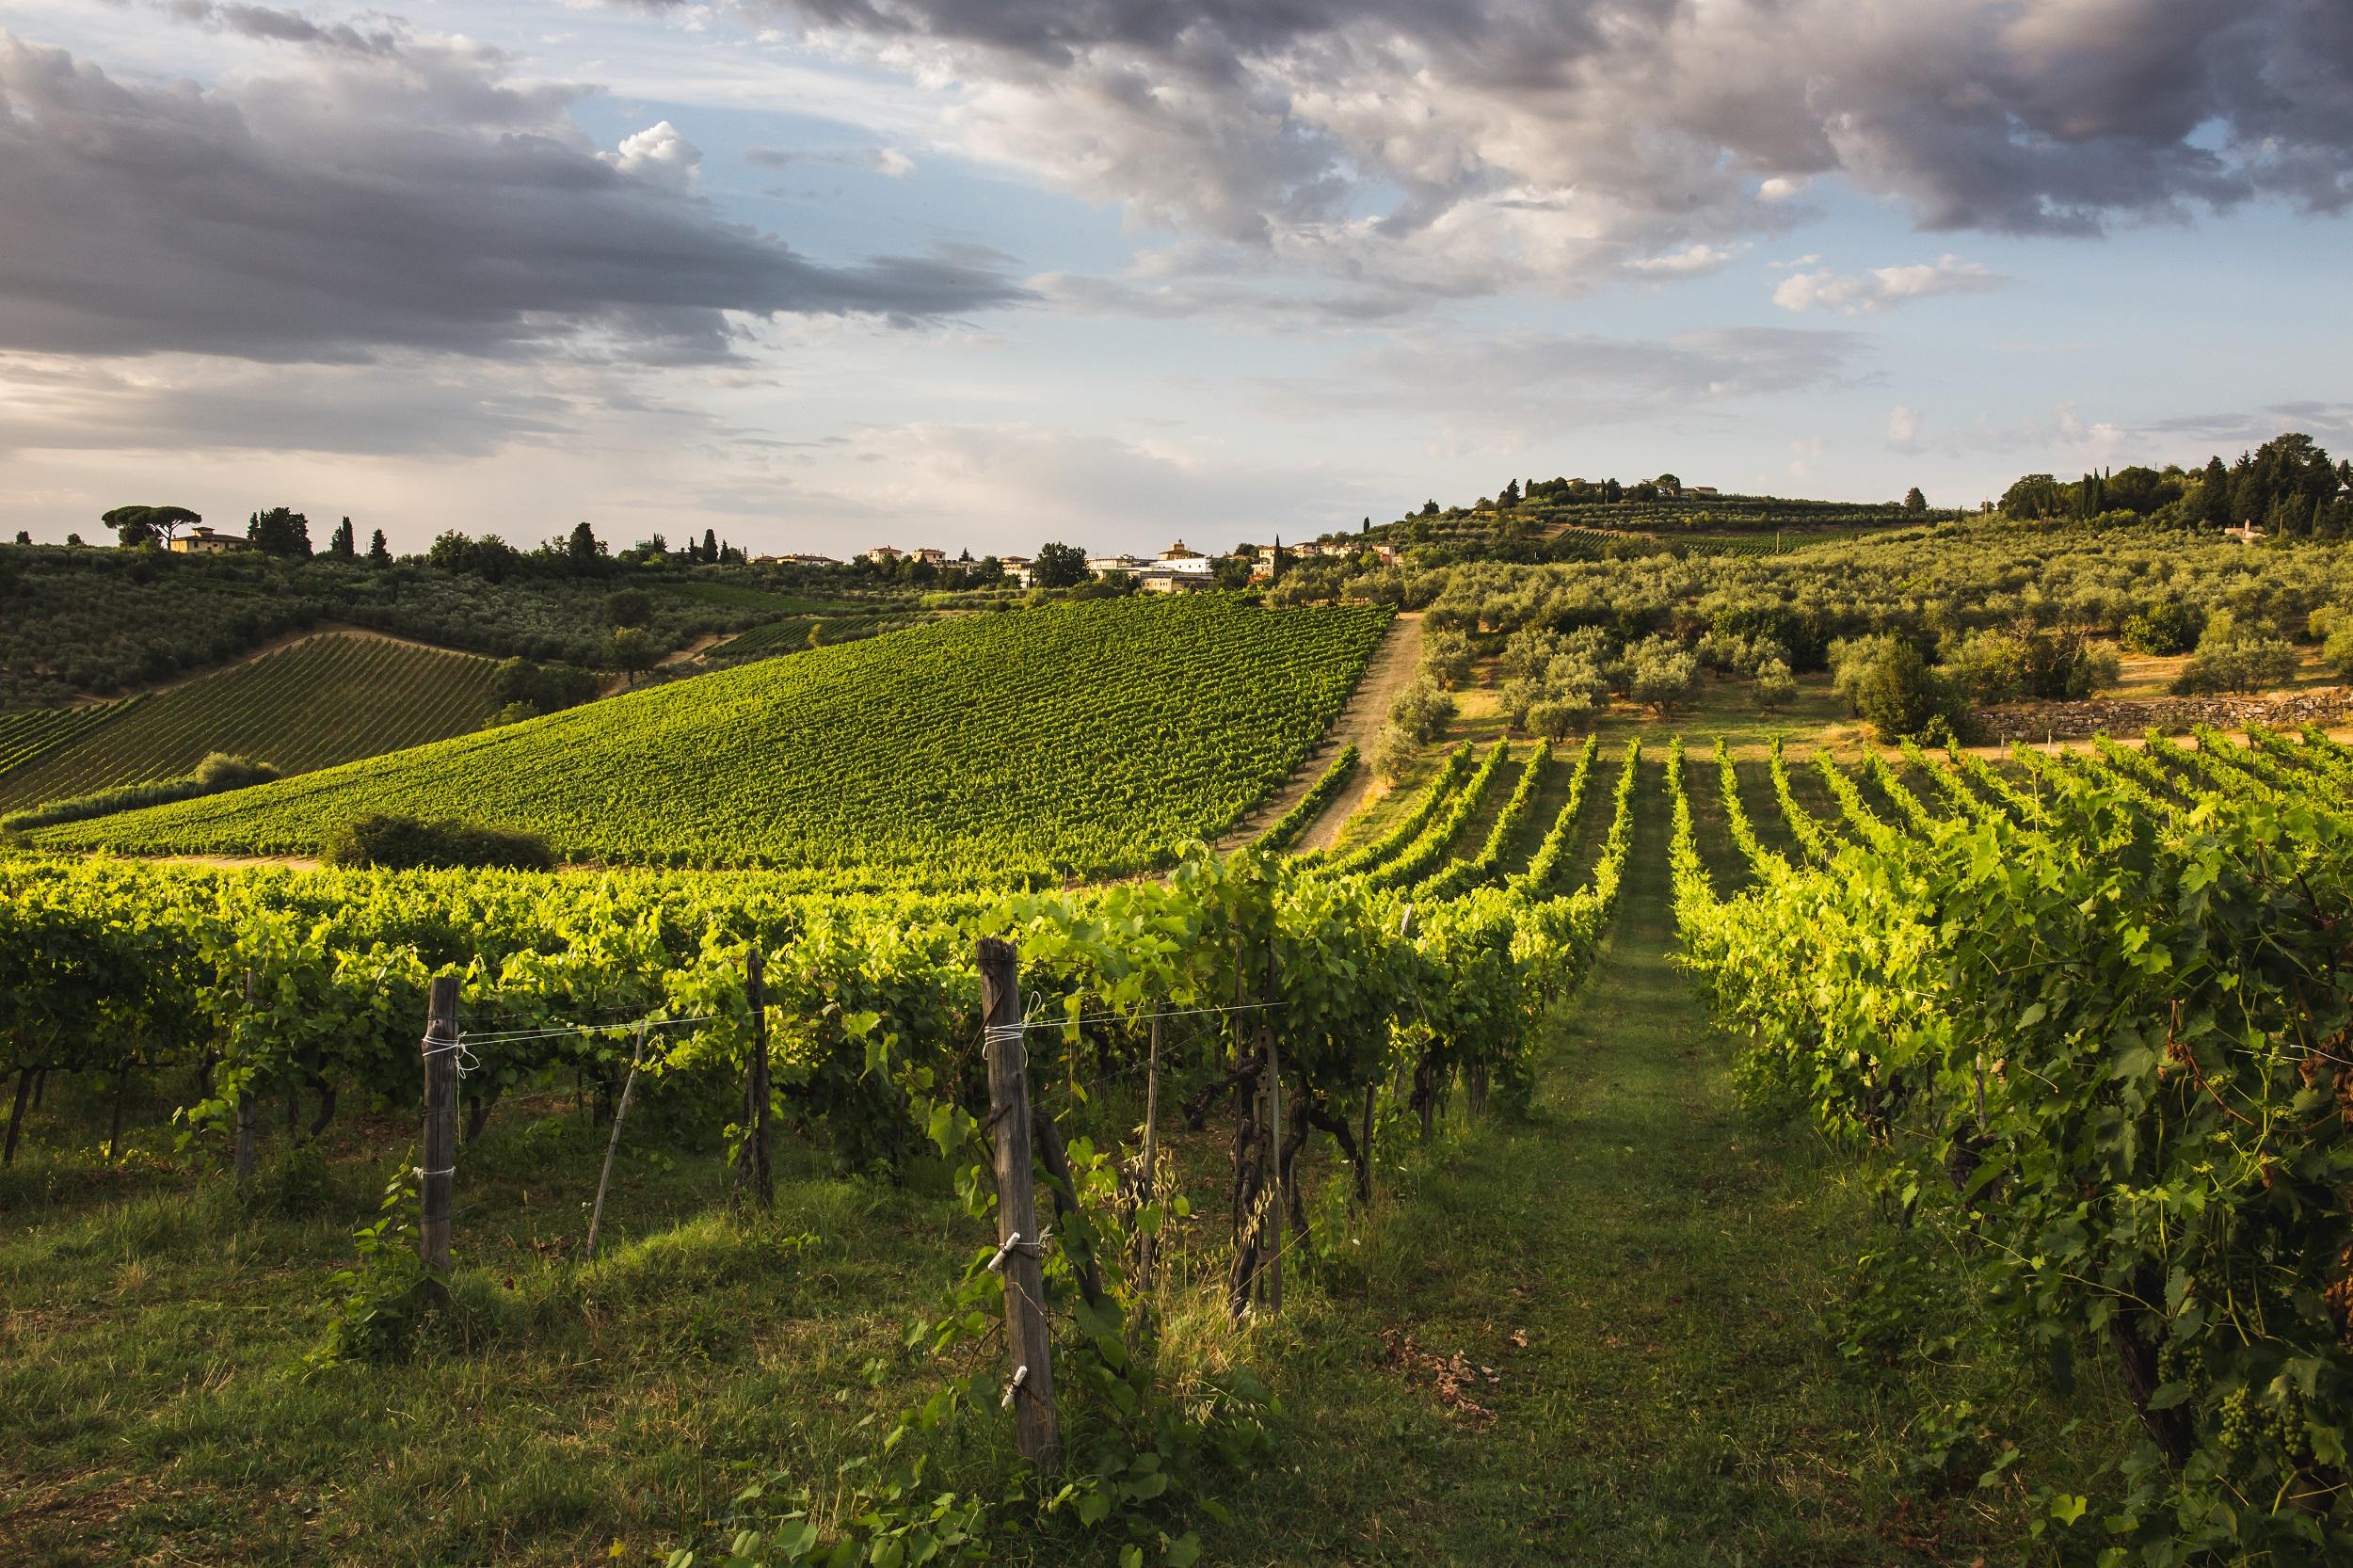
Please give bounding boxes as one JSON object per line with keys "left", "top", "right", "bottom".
{"left": 1772, "top": 255, "right": 2009, "bottom": 314}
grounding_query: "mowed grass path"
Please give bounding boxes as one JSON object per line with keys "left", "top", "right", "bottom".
{"left": 1215, "top": 760, "right": 2057, "bottom": 1565}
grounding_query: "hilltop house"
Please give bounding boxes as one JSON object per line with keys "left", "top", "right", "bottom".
{"left": 168, "top": 526, "right": 248, "bottom": 554}
{"left": 865, "top": 546, "right": 903, "bottom": 566}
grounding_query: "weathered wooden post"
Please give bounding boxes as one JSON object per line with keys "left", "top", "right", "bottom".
{"left": 1134, "top": 1015, "right": 1162, "bottom": 1309}
{"left": 585, "top": 1023, "right": 647, "bottom": 1261}
{"left": 1261, "top": 982, "right": 1284, "bottom": 1315}
{"left": 420, "top": 974, "right": 460, "bottom": 1294}
{"left": 979, "top": 936, "right": 1058, "bottom": 1465}
{"left": 234, "top": 970, "right": 260, "bottom": 1187}
{"left": 742, "top": 949, "right": 773, "bottom": 1213}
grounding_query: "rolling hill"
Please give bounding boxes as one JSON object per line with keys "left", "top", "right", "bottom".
{"left": 37, "top": 597, "right": 1394, "bottom": 873}
{"left": 0, "top": 632, "right": 504, "bottom": 811}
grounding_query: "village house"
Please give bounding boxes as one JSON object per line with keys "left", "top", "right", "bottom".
{"left": 864, "top": 546, "right": 903, "bottom": 566}
{"left": 168, "top": 526, "right": 248, "bottom": 554}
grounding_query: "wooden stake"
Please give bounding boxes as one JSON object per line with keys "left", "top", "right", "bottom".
{"left": 233, "top": 970, "right": 259, "bottom": 1187}
{"left": 742, "top": 949, "right": 774, "bottom": 1213}
{"left": 979, "top": 936, "right": 1059, "bottom": 1466}
{"left": 1261, "top": 945, "right": 1284, "bottom": 1315}
{"left": 1134, "top": 1015, "right": 1162, "bottom": 1307}
{"left": 420, "top": 974, "right": 460, "bottom": 1291}
{"left": 585, "top": 1023, "right": 646, "bottom": 1262}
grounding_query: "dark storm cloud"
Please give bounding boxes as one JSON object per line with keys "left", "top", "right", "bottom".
{"left": 653, "top": 0, "right": 2353, "bottom": 271}
{"left": 0, "top": 26, "right": 1032, "bottom": 365}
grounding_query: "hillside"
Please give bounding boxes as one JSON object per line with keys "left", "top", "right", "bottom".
{"left": 39, "top": 597, "right": 1393, "bottom": 872}
{"left": 0, "top": 544, "right": 900, "bottom": 709}
{"left": 0, "top": 632, "right": 507, "bottom": 813}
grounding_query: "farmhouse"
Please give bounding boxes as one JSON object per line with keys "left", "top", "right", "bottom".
{"left": 168, "top": 526, "right": 248, "bottom": 554}
{"left": 864, "top": 546, "right": 903, "bottom": 565}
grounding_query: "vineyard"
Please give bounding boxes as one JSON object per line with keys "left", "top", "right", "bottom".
{"left": 0, "top": 633, "right": 505, "bottom": 813}
{"left": 709, "top": 609, "right": 933, "bottom": 663}
{"left": 0, "top": 696, "right": 137, "bottom": 783}
{"left": 6, "top": 604, "right": 2350, "bottom": 1563}
{"left": 31, "top": 598, "right": 1392, "bottom": 874}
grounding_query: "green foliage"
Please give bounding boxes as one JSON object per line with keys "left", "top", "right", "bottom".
{"left": 308, "top": 1158, "right": 431, "bottom": 1370}
{"left": 1674, "top": 731, "right": 2353, "bottom": 1561}
{"left": 1254, "top": 744, "right": 1357, "bottom": 853}
{"left": 321, "top": 813, "right": 557, "bottom": 871}
{"left": 2, "top": 752, "right": 278, "bottom": 831}
{"left": 1831, "top": 635, "right": 1968, "bottom": 742}
{"left": 2169, "top": 612, "right": 2301, "bottom": 696}
{"left": 2121, "top": 600, "right": 2204, "bottom": 656}
{"left": 1386, "top": 678, "right": 1456, "bottom": 744}
{"left": 0, "top": 633, "right": 505, "bottom": 814}
{"left": 39, "top": 599, "right": 1392, "bottom": 877}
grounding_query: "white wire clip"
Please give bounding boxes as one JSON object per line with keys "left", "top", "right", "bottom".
{"left": 1001, "top": 1364, "right": 1029, "bottom": 1409}
{"left": 986, "top": 1231, "right": 1022, "bottom": 1272}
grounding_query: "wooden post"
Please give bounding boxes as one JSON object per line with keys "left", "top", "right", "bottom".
{"left": 1, "top": 1067, "right": 30, "bottom": 1166}
{"left": 585, "top": 1024, "right": 646, "bottom": 1262}
{"left": 420, "top": 975, "right": 460, "bottom": 1290}
{"left": 1261, "top": 946, "right": 1284, "bottom": 1315}
{"left": 979, "top": 936, "right": 1058, "bottom": 1466}
{"left": 1134, "top": 1015, "right": 1162, "bottom": 1307}
{"left": 743, "top": 950, "right": 773, "bottom": 1213}
{"left": 233, "top": 970, "right": 259, "bottom": 1186}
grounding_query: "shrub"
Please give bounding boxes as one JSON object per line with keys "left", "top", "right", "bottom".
{"left": 1625, "top": 642, "right": 1700, "bottom": 713}
{"left": 322, "top": 813, "right": 556, "bottom": 870}
{"left": 2170, "top": 613, "right": 2301, "bottom": 696}
{"left": 1753, "top": 657, "right": 1797, "bottom": 709}
{"left": 1419, "top": 629, "right": 1477, "bottom": 690}
{"left": 193, "top": 751, "right": 279, "bottom": 791}
{"left": 1370, "top": 722, "right": 1417, "bottom": 782}
{"left": 1387, "top": 679, "right": 1457, "bottom": 744}
{"left": 1833, "top": 634, "right": 1967, "bottom": 742}
{"left": 2121, "top": 600, "right": 2204, "bottom": 656}
{"left": 2, "top": 753, "right": 277, "bottom": 832}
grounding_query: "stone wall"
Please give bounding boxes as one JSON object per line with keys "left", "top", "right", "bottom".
{"left": 1979, "top": 687, "right": 2353, "bottom": 744}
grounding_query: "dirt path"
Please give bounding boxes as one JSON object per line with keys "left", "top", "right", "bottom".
{"left": 1215, "top": 612, "right": 1424, "bottom": 853}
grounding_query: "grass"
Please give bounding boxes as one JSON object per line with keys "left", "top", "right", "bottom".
{"left": 1212, "top": 759, "right": 2126, "bottom": 1564}
{"left": 3, "top": 752, "right": 2130, "bottom": 1566}
{"left": 0, "top": 1087, "right": 995, "bottom": 1567}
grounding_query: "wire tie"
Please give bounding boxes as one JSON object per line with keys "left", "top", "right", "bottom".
{"left": 987, "top": 1231, "right": 1022, "bottom": 1272}
{"left": 1001, "top": 1364, "right": 1029, "bottom": 1409}
{"left": 417, "top": 1166, "right": 456, "bottom": 1178}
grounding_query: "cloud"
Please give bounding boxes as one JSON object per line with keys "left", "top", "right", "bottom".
{"left": 1625, "top": 243, "right": 1742, "bottom": 279}
{"left": 0, "top": 352, "right": 586, "bottom": 457}
{"left": 1887, "top": 405, "right": 1925, "bottom": 452}
{"left": 1270, "top": 325, "right": 1865, "bottom": 440}
{"left": 746, "top": 143, "right": 917, "bottom": 176}
{"left": 0, "top": 25, "right": 1029, "bottom": 365}
{"left": 1772, "top": 255, "right": 2009, "bottom": 314}
{"left": 646, "top": 0, "right": 2353, "bottom": 298}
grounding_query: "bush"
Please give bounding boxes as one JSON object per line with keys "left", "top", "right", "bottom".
{"left": 1370, "top": 723, "right": 1418, "bottom": 782}
{"left": 322, "top": 813, "right": 556, "bottom": 871}
{"left": 193, "top": 751, "right": 279, "bottom": 791}
{"left": 2, "top": 752, "right": 278, "bottom": 832}
{"left": 2170, "top": 613, "right": 2301, "bottom": 696}
{"left": 1623, "top": 640, "right": 1700, "bottom": 713}
{"left": 1387, "top": 679, "right": 1457, "bottom": 744}
{"left": 1524, "top": 696, "right": 1593, "bottom": 740}
{"left": 1833, "top": 634, "right": 1967, "bottom": 742}
{"left": 492, "top": 658, "right": 601, "bottom": 716}
{"left": 2121, "top": 600, "right": 2204, "bottom": 656}
{"left": 1419, "top": 629, "right": 1476, "bottom": 690}
{"left": 1753, "top": 657, "right": 1797, "bottom": 709}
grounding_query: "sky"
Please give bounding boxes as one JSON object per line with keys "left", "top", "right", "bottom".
{"left": 0, "top": 0, "right": 2348, "bottom": 560}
